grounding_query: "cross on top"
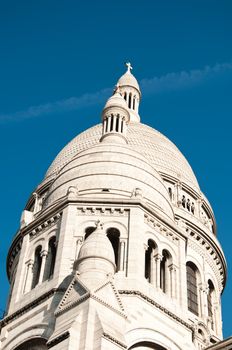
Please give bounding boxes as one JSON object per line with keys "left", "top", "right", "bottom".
{"left": 125, "top": 62, "right": 133, "bottom": 72}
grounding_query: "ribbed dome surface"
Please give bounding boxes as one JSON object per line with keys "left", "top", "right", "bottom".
{"left": 45, "top": 123, "right": 199, "bottom": 192}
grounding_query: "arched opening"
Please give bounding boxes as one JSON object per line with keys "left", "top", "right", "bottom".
{"left": 31, "top": 245, "right": 42, "bottom": 289}
{"left": 110, "top": 114, "right": 114, "bottom": 131}
{"left": 191, "top": 202, "right": 195, "bottom": 214}
{"left": 129, "top": 341, "right": 167, "bottom": 350}
{"left": 208, "top": 279, "right": 215, "bottom": 329}
{"left": 160, "top": 250, "right": 170, "bottom": 293}
{"left": 124, "top": 92, "right": 127, "bottom": 101}
{"left": 186, "top": 262, "right": 199, "bottom": 315}
{"left": 14, "top": 338, "right": 47, "bottom": 350}
{"left": 128, "top": 93, "right": 132, "bottom": 108}
{"left": 168, "top": 187, "right": 172, "bottom": 200}
{"left": 116, "top": 115, "right": 120, "bottom": 132}
{"left": 107, "top": 228, "right": 120, "bottom": 270}
{"left": 133, "top": 96, "right": 136, "bottom": 110}
{"left": 182, "top": 195, "right": 186, "bottom": 208}
{"left": 46, "top": 237, "right": 57, "bottom": 279}
{"left": 145, "top": 239, "right": 156, "bottom": 282}
{"left": 84, "top": 226, "right": 96, "bottom": 240}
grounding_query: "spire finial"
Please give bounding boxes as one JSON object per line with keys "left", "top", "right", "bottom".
{"left": 125, "top": 62, "right": 133, "bottom": 73}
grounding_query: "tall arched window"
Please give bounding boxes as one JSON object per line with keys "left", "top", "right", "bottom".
{"left": 145, "top": 239, "right": 156, "bottom": 282}
{"left": 208, "top": 279, "right": 215, "bottom": 329}
{"left": 160, "top": 250, "right": 170, "bottom": 293}
{"left": 31, "top": 245, "right": 42, "bottom": 289}
{"left": 107, "top": 228, "right": 120, "bottom": 271}
{"left": 128, "top": 93, "right": 132, "bottom": 108}
{"left": 186, "top": 262, "right": 199, "bottom": 315}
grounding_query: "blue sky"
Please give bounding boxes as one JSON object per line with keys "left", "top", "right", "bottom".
{"left": 0, "top": 0, "right": 231, "bottom": 338}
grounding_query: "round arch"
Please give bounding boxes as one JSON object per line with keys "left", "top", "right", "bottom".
{"left": 126, "top": 327, "right": 183, "bottom": 350}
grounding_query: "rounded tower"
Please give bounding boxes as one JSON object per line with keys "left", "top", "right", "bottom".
{"left": 0, "top": 64, "right": 227, "bottom": 350}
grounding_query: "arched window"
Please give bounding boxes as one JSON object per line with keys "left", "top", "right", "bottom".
{"left": 129, "top": 341, "right": 167, "bottom": 349}
{"left": 84, "top": 226, "right": 96, "bottom": 240}
{"left": 208, "top": 279, "right": 215, "bottom": 329}
{"left": 160, "top": 250, "right": 170, "bottom": 293}
{"left": 15, "top": 338, "right": 47, "bottom": 350}
{"left": 128, "top": 93, "right": 132, "bottom": 108}
{"left": 124, "top": 92, "right": 127, "bottom": 101}
{"left": 110, "top": 114, "right": 114, "bottom": 131}
{"left": 115, "top": 115, "right": 120, "bottom": 132}
{"left": 31, "top": 245, "right": 42, "bottom": 289}
{"left": 107, "top": 228, "right": 120, "bottom": 270}
{"left": 186, "top": 262, "right": 199, "bottom": 315}
{"left": 133, "top": 96, "right": 136, "bottom": 110}
{"left": 145, "top": 239, "right": 156, "bottom": 282}
{"left": 47, "top": 237, "right": 57, "bottom": 279}
{"left": 168, "top": 187, "right": 172, "bottom": 200}
{"left": 182, "top": 195, "right": 186, "bottom": 208}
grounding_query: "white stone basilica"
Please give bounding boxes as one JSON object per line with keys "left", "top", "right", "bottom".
{"left": 0, "top": 64, "right": 231, "bottom": 350}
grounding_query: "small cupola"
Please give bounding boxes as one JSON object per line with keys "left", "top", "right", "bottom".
{"left": 100, "top": 85, "right": 130, "bottom": 144}
{"left": 76, "top": 221, "right": 115, "bottom": 289}
{"left": 117, "top": 62, "right": 141, "bottom": 122}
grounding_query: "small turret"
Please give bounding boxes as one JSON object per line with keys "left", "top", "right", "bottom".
{"left": 117, "top": 62, "right": 141, "bottom": 122}
{"left": 76, "top": 221, "right": 115, "bottom": 289}
{"left": 100, "top": 85, "right": 130, "bottom": 144}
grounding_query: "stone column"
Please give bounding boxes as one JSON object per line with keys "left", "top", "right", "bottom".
{"left": 75, "top": 237, "right": 83, "bottom": 260}
{"left": 175, "top": 181, "right": 182, "bottom": 207}
{"left": 112, "top": 114, "right": 117, "bottom": 131}
{"left": 107, "top": 115, "right": 112, "bottom": 132}
{"left": 154, "top": 253, "right": 162, "bottom": 289}
{"left": 103, "top": 118, "right": 107, "bottom": 134}
{"left": 23, "top": 259, "right": 34, "bottom": 293}
{"left": 199, "top": 283, "right": 208, "bottom": 319}
{"left": 39, "top": 250, "right": 48, "bottom": 284}
{"left": 118, "top": 239, "right": 126, "bottom": 271}
{"left": 150, "top": 249, "right": 156, "bottom": 286}
{"left": 169, "top": 264, "right": 177, "bottom": 298}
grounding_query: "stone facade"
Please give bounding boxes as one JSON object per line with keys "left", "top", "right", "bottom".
{"left": 0, "top": 64, "right": 230, "bottom": 350}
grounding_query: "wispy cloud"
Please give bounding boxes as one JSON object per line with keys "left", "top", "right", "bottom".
{"left": 140, "top": 62, "right": 232, "bottom": 94}
{"left": 1, "top": 62, "right": 231, "bottom": 123}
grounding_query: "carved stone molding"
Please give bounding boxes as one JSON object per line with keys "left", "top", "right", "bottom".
{"left": 144, "top": 214, "right": 179, "bottom": 244}
{"left": 188, "top": 238, "right": 223, "bottom": 292}
{"left": 29, "top": 212, "right": 62, "bottom": 240}
{"left": 0, "top": 288, "right": 65, "bottom": 329}
{"left": 47, "top": 331, "right": 70, "bottom": 348}
{"left": 77, "top": 206, "right": 129, "bottom": 217}
{"left": 119, "top": 290, "right": 194, "bottom": 332}
{"left": 102, "top": 332, "right": 127, "bottom": 349}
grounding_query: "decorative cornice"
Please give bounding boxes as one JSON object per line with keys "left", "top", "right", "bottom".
{"left": 102, "top": 332, "right": 127, "bottom": 349}
{"left": 0, "top": 288, "right": 65, "bottom": 329}
{"left": 47, "top": 331, "right": 70, "bottom": 348}
{"left": 29, "top": 212, "right": 62, "bottom": 240}
{"left": 144, "top": 213, "right": 180, "bottom": 244}
{"left": 77, "top": 206, "right": 129, "bottom": 216}
{"left": 8, "top": 238, "right": 23, "bottom": 273}
{"left": 118, "top": 290, "right": 194, "bottom": 332}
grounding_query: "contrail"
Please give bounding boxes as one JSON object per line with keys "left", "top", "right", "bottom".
{"left": 0, "top": 62, "right": 231, "bottom": 123}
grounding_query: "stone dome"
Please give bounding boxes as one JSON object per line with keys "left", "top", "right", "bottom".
{"left": 77, "top": 223, "right": 115, "bottom": 266}
{"left": 117, "top": 69, "right": 141, "bottom": 93}
{"left": 44, "top": 122, "right": 200, "bottom": 192}
{"left": 44, "top": 141, "right": 174, "bottom": 220}
{"left": 103, "top": 91, "right": 128, "bottom": 110}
